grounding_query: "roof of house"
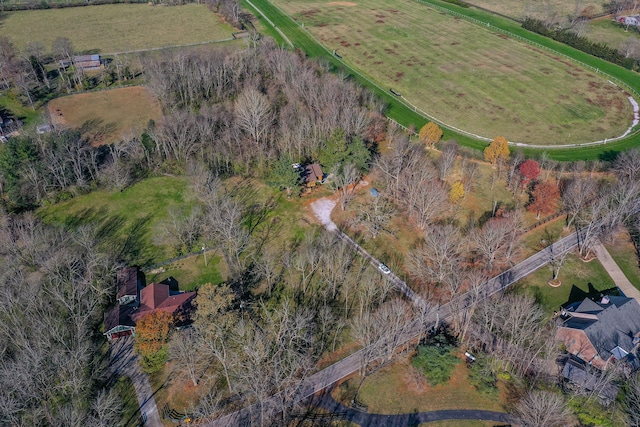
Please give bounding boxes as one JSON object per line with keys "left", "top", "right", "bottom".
{"left": 562, "top": 357, "right": 619, "bottom": 401}
{"left": 104, "top": 304, "right": 136, "bottom": 332}
{"left": 303, "top": 164, "right": 323, "bottom": 183}
{"left": 117, "top": 266, "right": 140, "bottom": 299}
{"left": 132, "top": 282, "right": 195, "bottom": 322}
{"left": 562, "top": 296, "right": 640, "bottom": 360}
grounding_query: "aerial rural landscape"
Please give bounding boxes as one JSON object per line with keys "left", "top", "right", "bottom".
{"left": 2, "top": 0, "right": 640, "bottom": 426}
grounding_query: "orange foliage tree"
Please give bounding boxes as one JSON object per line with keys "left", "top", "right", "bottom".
{"left": 527, "top": 181, "right": 560, "bottom": 219}
{"left": 484, "top": 136, "right": 510, "bottom": 166}
{"left": 134, "top": 311, "right": 174, "bottom": 372}
{"left": 419, "top": 122, "right": 443, "bottom": 148}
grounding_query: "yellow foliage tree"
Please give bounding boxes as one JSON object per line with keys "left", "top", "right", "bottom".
{"left": 449, "top": 181, "right": 465, "bottom": 204}
{"left": 483, "top": 136, "right": 510, "bottom": 165}
{"left": 419, "top": 122, "right": 443, "bottom": 148}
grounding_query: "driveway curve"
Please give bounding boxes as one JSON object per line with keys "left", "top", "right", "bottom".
{"left": 311, "top": 392, "right": 518, "bottom": 426}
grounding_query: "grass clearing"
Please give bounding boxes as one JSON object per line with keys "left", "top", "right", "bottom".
{"left": 47, "top": 86, "right": 162, "bottom": 145}
{"left": 1, "top": 4, "right": 236, "bottom": 54}
{"left": 274, "top": 0, "right": 632, "bottom": 145}
{"left": 604, "top": 231, "right": 640, "bottom": 292}
{"left": 146, "top": 253, "right": 226, "bottom": 292}
{"left": 512, "top": 252, "right": 617, "bottom": 313}
{"left": 114, "top": 376, "right": 140, "bottom": 427}
{"left": 586, "top": 18, "right": 640, "bottom": 50}
{"left": 350, "top": 356, "right": 505, "bottom": 414}
{"left": 38, "top": 176, "right": 190, "bottom": 265}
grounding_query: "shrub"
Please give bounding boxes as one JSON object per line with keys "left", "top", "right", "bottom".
{"left": 411, "top": 339, "right": 460, "bottom": 386}
{"left": 468, "top": 355, "right": 498, "bottom": 395}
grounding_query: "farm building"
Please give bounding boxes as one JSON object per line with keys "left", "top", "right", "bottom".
{"left": 616, "top": 15, "right": 640, "bottom": 27}
{"left": 60, "top": 54, "right": 102, "bottom": 71}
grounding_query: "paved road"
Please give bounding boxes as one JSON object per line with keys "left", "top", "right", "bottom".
{"left": 203, "top": 230, "right": 582, "bottom": 426}
{"left": 308, "top": 392, "right": 518, "bottom": 426}
{"left": 593, "top": 241, "right": 640, "bottom": 303}
{"left": 109, "top": 337, "right": 163, "bottom": 427}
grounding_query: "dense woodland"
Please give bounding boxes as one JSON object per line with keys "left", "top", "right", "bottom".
{"left": 3, "top": 16, "right": 640, "bottom": 427}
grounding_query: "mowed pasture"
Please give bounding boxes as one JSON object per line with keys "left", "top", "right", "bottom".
{"left": 47, "top": 86, "right": 162, "bottom": 145}
{"left": 276, "top": 0, "right": 633, "bottom": 145}
{"left": 1, "top": 4, "right": 235, "bottom": 54}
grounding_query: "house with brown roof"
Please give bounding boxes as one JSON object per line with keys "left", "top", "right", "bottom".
{"left": 556, "top": 295, "right": 640, "bottom": 370}
{"left": 131, "top": 282, "right": 196, "bottom": 324}
{"left": 104, "top": 267, "right": 195, "bottom": 341}
{"left": 104, "top": 304, "right": 137, "bottom": 341}
{"left": 116, "top": 266, "right": 144, "bottom": 305}
{"left": 303, "top": 163, "right": 324, "bottom": 187}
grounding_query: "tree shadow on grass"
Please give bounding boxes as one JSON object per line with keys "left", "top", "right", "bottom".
{"left": 55, "top": 207, "right": 155, "bottom": 265}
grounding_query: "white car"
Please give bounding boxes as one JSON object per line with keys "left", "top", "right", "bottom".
{"left": 378, "top": 263, "right": 391, "bottom": 274}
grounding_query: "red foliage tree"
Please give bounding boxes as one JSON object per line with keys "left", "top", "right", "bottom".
{"left": 518, "top": 159, "right": 540, "bottom": 189}
{"left": 527, "top": 180, "right": 560, "bottom": 218}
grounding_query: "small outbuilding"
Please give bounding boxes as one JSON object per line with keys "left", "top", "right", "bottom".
{"left": 303, "top": 163, "right": 324, "bottom": 187}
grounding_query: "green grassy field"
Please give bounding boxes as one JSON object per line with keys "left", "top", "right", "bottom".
{"left": 38, "top": 176, "right": 191, "bottom": 265}
{"left": 352, "top": 357, "right": 505, "bottom": 414}
{"left": 146, "top": 253, "right": 226, "bottom": 292}
{"left": 604, "top": 232, "right": 640, "bottom": 292}
{"left": 273, "top": 0, "right": 631, "bottom": 146}
{"left": 1, "top": 4, "right": 236, "bottom": 54}
{"left": 586, "top": 18, "right": 640, "bottom": 50}
{"left": 512, "top": 252, "right": 617, "bottom": 313}
{"left": 246, "top": 0, "right": 640, "bottom": 160}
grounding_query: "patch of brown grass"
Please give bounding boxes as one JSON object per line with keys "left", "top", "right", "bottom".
{"left": 47, "top": 86, "right": 162, "bottom": 145}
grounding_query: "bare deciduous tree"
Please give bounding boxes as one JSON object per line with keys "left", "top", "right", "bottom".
{"left": 170, "top": 329, "right": 209, "bottom": 387}
{"left": 438, "top": 141, "right": 458, "bottom": 181}
{"left": 514, "top": 390, "right": 571, "bottom": 427}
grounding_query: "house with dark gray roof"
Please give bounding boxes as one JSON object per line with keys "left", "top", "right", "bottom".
{"left": 556, "top": 295, "right": 640, "bottom": 370}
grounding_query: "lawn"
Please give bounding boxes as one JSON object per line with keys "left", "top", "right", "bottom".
{"left": 114, "top": 376, "right": 141, "bottom": 427}
{"left": 273, "top": 0, "right": 632, "bottom": 146}
{"left": 47, "top": 86, "right": 162, "bottom": 145}
{"left": 345, "top": 356, "right": 506, "bottom": 414}
{"left": 512, "top": 252, "right": 617, "bottom": 313}
{"left": 1, "top": 4, "right": 236, "bottom": 54}
{"left": 586, "top": 18, "right": 640, "bottom": 51}
{"left": 604, "top": 231, "right": 640, "bottom": 292}
{"left": 38, "top": 176, "right": 190, "bottom": 266}
{"left": 145, "top": 253, "right": 226, "bottom": 292}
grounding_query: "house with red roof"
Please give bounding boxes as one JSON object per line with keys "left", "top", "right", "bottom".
{"left": 131, "top": 282, "right": 196, "bottom": 324}
{"left": 104, "top": 267, "right": 195, "bottom": 341}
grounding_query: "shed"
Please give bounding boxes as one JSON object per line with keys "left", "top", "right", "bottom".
{"left": 303, "top": 164, "right": 324, "bottom": 187}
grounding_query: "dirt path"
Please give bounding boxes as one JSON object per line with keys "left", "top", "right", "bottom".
{"left": 593, "top": 242, "right": 640, "bottom": 304}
